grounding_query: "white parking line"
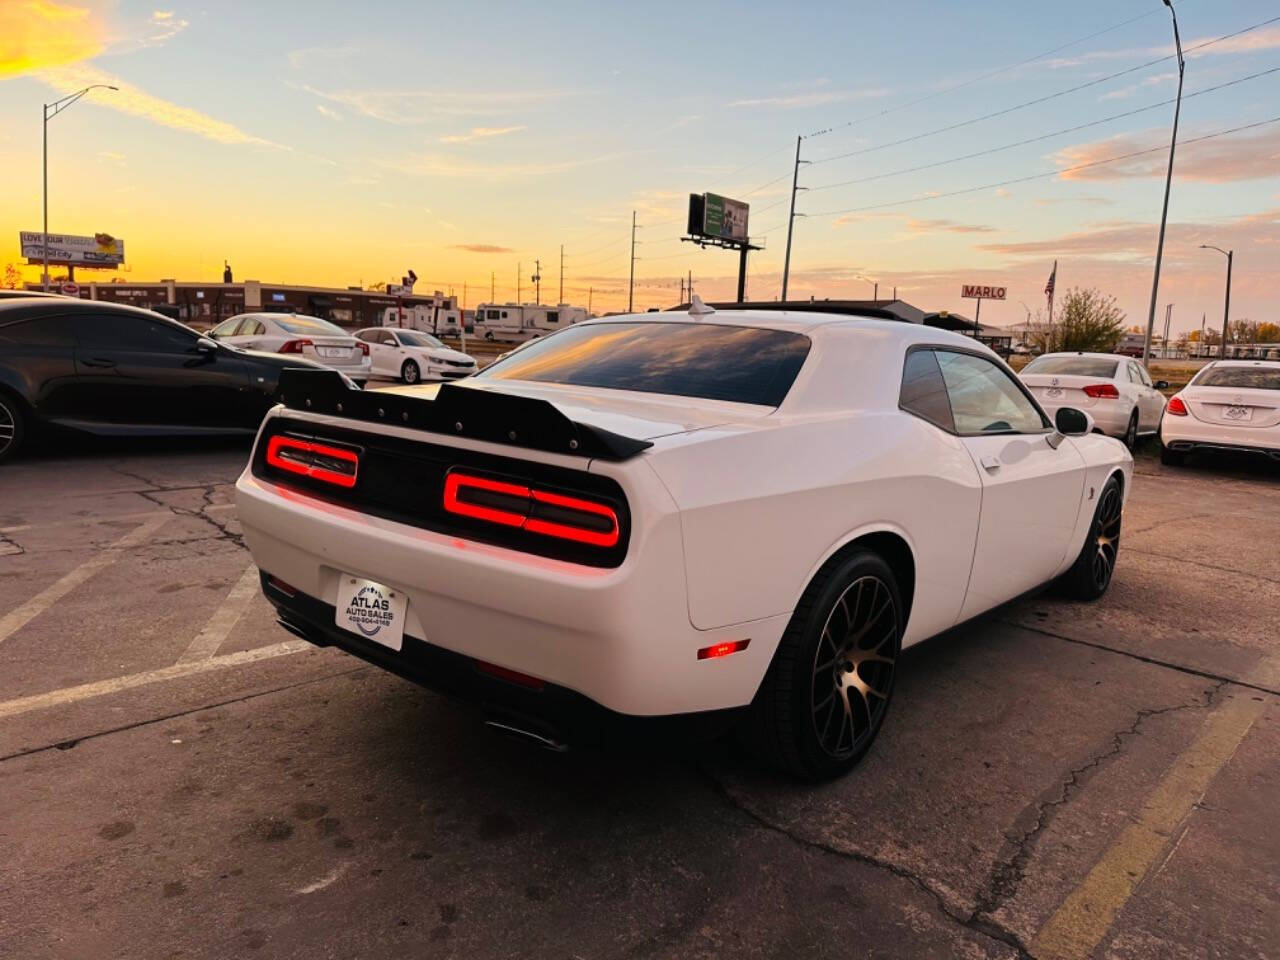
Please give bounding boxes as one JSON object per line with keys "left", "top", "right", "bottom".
{"left": 0, "top": 514, "right": 172, "bottom": 646}
{"left": 0, "top": 640, "right": 311, "bottom": 720}
{"left": 176, "top": 563, "right": 262, "bottom": 663}
{"left": 0, "top": 509, "right": 174, "bottom": 535}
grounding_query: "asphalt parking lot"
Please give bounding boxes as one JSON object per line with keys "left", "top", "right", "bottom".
{"left": 1, "top": 440, "right": 1276, "bottom": 960}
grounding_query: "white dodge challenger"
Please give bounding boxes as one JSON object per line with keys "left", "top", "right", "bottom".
{"left": 236, "top": 303, "right": 1132, "bottom": 779}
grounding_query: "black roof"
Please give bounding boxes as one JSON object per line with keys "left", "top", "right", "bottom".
{"left": 0, "top": 295, "right": 197, "bottom": 329}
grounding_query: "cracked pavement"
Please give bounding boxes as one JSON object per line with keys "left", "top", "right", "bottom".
{"left": 1, "top": 439, "right": 1277, "bottom": 959}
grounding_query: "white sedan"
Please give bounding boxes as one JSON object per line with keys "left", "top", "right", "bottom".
{"left": 1159, "top": 360, "right": 1280, "bottom": 466}
{"left": 236, "top": 305, "right": 1131, "bottom": 779}
{"left": 209, "top": 313, "right": 370, "bottom": 380}
{"left": 1019, "top": 352, "right": 1167, "bottom": 448}
{"left": 353, "top": 327, "right": 477, "bottom": 384}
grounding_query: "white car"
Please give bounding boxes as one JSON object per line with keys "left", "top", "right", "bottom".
{"left": 1019, "top": 351, "right": 1167, "bottom": 448}
{"left": 236, "top": 305, "right": 1131, "bottom": 779}
{"left": 209, "top": 313, "right": 371, "bottom": 380}
{"left": 353, "top": 327, "right": 477, "bottom": 384}
{"left": 1159, "top": 360, "right": 1280, "bottom": 466}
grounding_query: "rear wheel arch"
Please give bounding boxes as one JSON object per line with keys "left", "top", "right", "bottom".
{"left": 804, "top": 529, "right": 916, "bottom": 635}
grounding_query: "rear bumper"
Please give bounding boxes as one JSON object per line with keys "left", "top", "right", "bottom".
{"left": 263, "top": 573, "right": 742, "bottom": 747}
{"left": 1039, "top": 399, "right": 1130, "bottom": 437}
{"left": 1160, "top": 417, "right": 1280, "bottom": 458}
{"left": 235, "top": 462, "right": 787, "bottom": 717}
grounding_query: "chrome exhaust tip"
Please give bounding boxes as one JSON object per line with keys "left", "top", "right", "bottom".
{"left": 484, "top": 719, "right": 569, "bottom": 753}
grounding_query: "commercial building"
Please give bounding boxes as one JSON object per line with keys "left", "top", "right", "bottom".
{"left": 23, "top": 278, "right": 458, "bottom": 330}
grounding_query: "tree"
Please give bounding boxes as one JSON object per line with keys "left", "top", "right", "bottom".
{"left": 1255, "top": 322, "right": 1280, "bottom": 343}
{"left": 1029, "top": 287, "right": 1126, "bottom": 354}
{"left": 1230, "top": 318, "right": 1259, "bottom": 343}
{"left": 2, "top": 263, "right": 22, "bottom": 290}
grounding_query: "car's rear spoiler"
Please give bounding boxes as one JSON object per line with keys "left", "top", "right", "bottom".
{"left": 275, "top": 368, "right": 653, "bottom": 462}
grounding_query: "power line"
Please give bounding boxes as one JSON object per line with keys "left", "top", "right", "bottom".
{"left": 803, "top": 4, "right": 1188, "bottom": 139}
{"left": 802, "top": 115, "right": 1280, "bottom": 220}
{"left": 807, "top": 14, "right": 1280, "bottom": 166}
{"left": 566, "top": 234, "right": 627, "bottom": 258}
{"left": 806, "top": 66, "right": 1280, "bottom": 193}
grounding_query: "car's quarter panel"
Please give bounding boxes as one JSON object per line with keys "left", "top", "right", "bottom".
{"left": 236, "top": 408, "right": 788, "bottom": 715}
{"left": 956, "top": 433, "right": 1087, "bottom": 619}
{"left": 645, "top": 411, "right": 982, "bottom": 645}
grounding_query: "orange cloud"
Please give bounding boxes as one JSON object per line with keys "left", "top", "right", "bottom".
{"left": 0, "top": 0, "right": 104, "bottom": 77}
{"left": 439, "top": 125, "right": 525, "bottom": 144}
{"left": 1054, "top": 127, "right": 1280, "bottom": 182}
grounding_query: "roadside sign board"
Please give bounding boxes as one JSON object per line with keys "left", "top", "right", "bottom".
{"left": 20, "top": 231, "right": 125, "bottom": 267}
{"left": 386, "top": 283, "right": 412, "bottom": 296}
{"left": 703, "top": 193, "right": 749, "bottom": 243}
{"left": 961, "top": 284, "right": 1006, "bottom": 300}
{"left": 60, "top": 283, "right": 80, "bottom": 296}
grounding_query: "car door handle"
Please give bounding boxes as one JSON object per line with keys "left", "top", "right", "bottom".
{"left": 81, "top": 357, "right": 117, "bottom": 368}
{"left": 980, "top": 455, "right": 1001, "bottom": 472}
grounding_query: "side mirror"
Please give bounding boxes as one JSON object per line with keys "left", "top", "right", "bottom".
{"left": 1154, "top": 380, "right": 1169, "bottom": 390}
{"left": 1054, "top": 406, "right": 1093, "bottom": 436}
{"left": 195, "top": 337, "right": 218, "bottom": 353}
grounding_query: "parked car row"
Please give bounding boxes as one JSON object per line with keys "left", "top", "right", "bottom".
{"left": 0, "top": 298, "right": 480, "bottom": 463}
{"left": 1018, "top": 352, "right": 1168, "bottom": 449}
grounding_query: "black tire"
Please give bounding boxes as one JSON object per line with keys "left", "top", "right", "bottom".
{"left": 401, "top": 360, "right": 420, "bottom": 384}
{"left": 1060, "top": 474, "right": 1123, "bottom": 600}
{"left": 1159, "top": 441, "right": 1185, "bottom": 466}
{"left": 742, "top": 549, "right": 903, "bottom": 780}
{"left": 0, "top": 392, "right": 24, "bottom": 464}
{"left": 1123, "top": 410, "right": 1139, "bottom": 450}
{"left": 484, "top": 331, "right": 495, "bottom": 342}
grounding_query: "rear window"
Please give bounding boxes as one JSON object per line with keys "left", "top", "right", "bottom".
{"left": 274, "top": 315, "right": 347, "bottom": 336}
{"left": 1022, "top": 356, "right": 1119, "bottom": 378}
{"left": 1193, "top": 366, "right": 1280, "bottom": 389}
{"left": 479, "top": 321, "right": 811, "bottom": 406}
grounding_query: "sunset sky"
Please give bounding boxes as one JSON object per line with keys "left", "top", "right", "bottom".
{"left": 1, "top": 0, "right": 1278, "bottom": 331}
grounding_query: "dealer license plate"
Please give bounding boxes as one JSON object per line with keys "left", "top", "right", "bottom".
{"left": 318, "top": 346, "right": 350, "bottom": 359}
{"left": 1044, "top": 387, "right": 1063, "bottom": 399}
{"left": 335, "top": 575, "right": 407, "bottom": 651}
{"left": 1223, "top": 405, "right": 1252, "bottom": 421}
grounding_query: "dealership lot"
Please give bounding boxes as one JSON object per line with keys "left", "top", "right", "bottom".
{"left": 0, "top": 442, "right": 1277, "bottom": 959}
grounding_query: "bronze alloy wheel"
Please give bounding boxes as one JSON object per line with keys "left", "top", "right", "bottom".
{"left": 810, "top": 575, "right": 898, "bottom": 760}
{"left": 1091, "top": 482, "right": 1122, "bottom": 592}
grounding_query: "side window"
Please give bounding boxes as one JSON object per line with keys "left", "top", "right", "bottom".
{"left": 1135, "top": 363, "right": 1153, "bottom": 388}
{"left": 899, "top": 349, "right": 955, "bottom": 432}
{"left": 546, "top": 311, "right": 559, "bottom": 324}
{"left": 76, "top": 315, "right": 196, "bottom": 352}
{"left": 935, "top": 350, "right": 1047, "bottom": 435}
{"left": 356, "top": 330, "right": 374, "bottom": 343}
{"left": 380, "top": 332, "right": 397, "bottom": 345}
{"left": 245, "top": 320, "right": 266, "bottom": 336}
{"left": 0, "top": 316, "right": 80, "bottom": 347}
{"left": 210, "top": 318, "right": 239, "bottom": 338}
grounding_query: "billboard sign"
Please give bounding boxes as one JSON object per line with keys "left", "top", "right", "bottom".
{"left": 703, "top": 193, "right": 749, "bottom": 243}
{"left": 687, "top": 193, "right": 749, "bottom": 244}
{"left": 386, "top": 283, "right": 412, "bottom": 296}
{"left": 20, "top": 231, "right": 125, "bottom": 268}
{"left": 961, "top": 284, "right": 1006, "bottom": 300}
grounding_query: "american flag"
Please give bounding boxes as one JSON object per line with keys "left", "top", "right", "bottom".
{"left": 1045, "top": 260, "right": 1057, "bottom": 300}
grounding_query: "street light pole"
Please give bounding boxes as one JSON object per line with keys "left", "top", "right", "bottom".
{"left": 42, "top": 84, "right": 117, "bottom": 291}
{"left": 1199, "top": 244, "right": 1232, "bottom": 359}
{"left": 1141, "top": 0, "right": 1183, "bottom": 369}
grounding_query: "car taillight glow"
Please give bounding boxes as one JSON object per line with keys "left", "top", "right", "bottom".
{"left": 279, "top": 338, "right": 313, "bottom": 354}
{"left": 1166, "top": 395, "right": 1189, "bottom": 416}
{"left": 358, "top": 341, "right": 370, "bottom": 356}
{"left": 1082, "top": 383, "right": 1120, "bottom": 399}
{"left": 266, "top": 435, "right": 359, "bottom": 488}
{"left": 443, "top": 471, "right": 619, "bottom": 548}
{"left": 697, "top": 639, "right": 750, "bottom": 660}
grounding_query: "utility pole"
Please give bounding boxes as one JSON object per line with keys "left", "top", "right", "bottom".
{"left": 1199, "top": 245, "right": 1232, "bottom": 358}
{"left": 781, "top": 135, "right": 808, "bottom": 302}
{"left": 559, "top": 245, "right": 564, "bottom": 304}
{"left": 490, "top": 271, "right": 495, "bottom": 302}
{"left": 1199, "top": 312, "right": 1205, "bottom": 358}
{"left": 532, "top": 259, "right": 541, "bottom": 305}
{"left": 873, "top": 281, "right": 878, "bottom": 301}
{"left": 628, "top": 210, "right": 636, "bottom": 313}
{"left": 688, "top": 270, "right": 693, "bottom": 301}
{"left": 517, "top": 262, "right": 521, "bottom": 305}
{"left": 1162, "top": 303, "right": 1173, "bottom": 359}
{"left": 1143, "top": 0, "right": 1185, "bottom": 369}
{"left": 589, "top": 286, "right": 593, "bottom": 315}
